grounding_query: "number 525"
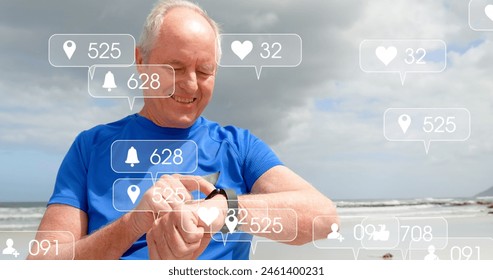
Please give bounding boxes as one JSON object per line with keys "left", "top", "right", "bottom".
{"left": 423, "top": 116, "right": 456, "bottom": 133}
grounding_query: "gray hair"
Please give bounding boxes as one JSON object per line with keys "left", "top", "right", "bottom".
{"left": 138, "top": 0, "right": 222, "bottom": 63}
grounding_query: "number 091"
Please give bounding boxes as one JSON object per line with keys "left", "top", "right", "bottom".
{"left": 29, "top": 239, "right": 59, "bottom": 256}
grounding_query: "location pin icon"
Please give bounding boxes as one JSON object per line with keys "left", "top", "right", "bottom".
{"left": 398, "top": 114, "right": 411, "bottom": 134}
{"left": 127, "top": 185, "right": 140, "bottom": 204}
{"left": 225, "top": 215, "right": 238, "bottom": 233}
{"left": 63, "top": 40, "right": 76, "bottom": 60}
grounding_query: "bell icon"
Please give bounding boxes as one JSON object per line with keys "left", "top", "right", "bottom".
{"left": 125, "top": 146, "right": 140, "bottom": 167}
{"left": 102, "top": 71, "right": 117, "bottom": 92}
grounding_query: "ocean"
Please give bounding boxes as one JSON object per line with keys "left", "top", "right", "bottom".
{"left": 335, "top": 196, "right": 493, "bottom": 217}
{"left": 0, "top": 202, "right": 46, "bottom": 231}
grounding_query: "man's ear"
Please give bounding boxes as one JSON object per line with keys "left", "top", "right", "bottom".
{"left": 135, "top": 47, "right": 144, "bottom": 73}
{"left": 135, "top": 47, "right": 143, "bottom": 64}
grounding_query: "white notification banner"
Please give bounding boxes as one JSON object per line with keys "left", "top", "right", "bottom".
{"left": 218, "top": 34, "right": 302, "bottom": 79}
{"left": 112, "top": 177, "right": 201, "bottom": 212}
{"left": 88, "top": 64, "right": 175, "bottom": 109}
{"left": 209, "top": 208, "right": 298, "bottom": 254}
{"left": 111, "top": 140, "right": 198, "bottom": 181}
{"left": 0, "top": 231, "right": 74, "bottom": 260}
{"left": 49, "top": 34, "right": 135, "bottom": 67}
{"left": 408, "top": 238, "right": 493, "bottom": 260}
{"left": 384, "top": 108, "right": 471, "bottom": 154}
{"left": 469, "top": 0, "right": 493, "bottom": 31}
{"left": 360, "top": 39, "right": 446, "bottom": 85}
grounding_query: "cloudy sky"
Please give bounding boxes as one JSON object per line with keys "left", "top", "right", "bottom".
{"left": 1, "top": 0, "right": 492, "bottom": 202}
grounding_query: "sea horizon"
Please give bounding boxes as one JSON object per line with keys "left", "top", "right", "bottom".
{"left": 1, "top": 194, "right": 492, "bottom": 205}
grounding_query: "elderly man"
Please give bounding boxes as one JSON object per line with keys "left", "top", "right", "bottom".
{"left": 31, "top": 0, "right": 338, "bottom": 260}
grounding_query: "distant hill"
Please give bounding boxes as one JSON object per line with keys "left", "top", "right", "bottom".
{"left": 476, "top": 186, "right": 493, "bottom": 197}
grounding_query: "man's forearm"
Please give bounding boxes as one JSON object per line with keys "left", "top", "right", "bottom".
{"left": 236, "top": 190, "right": 338, "bottom": 245}
{"left": 29, "top": 211, "right": 149, "bottom": 260}
{"left": 72, "top": 212, "right": 148, "bottom": 259}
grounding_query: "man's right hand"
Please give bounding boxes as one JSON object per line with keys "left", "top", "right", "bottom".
{"left": 146, "top": 203, "right": 211, "bottom": 259}
{"left": 143, "top": 175, "right": 221, "bottom": 259}
{"left": 128, "top": 174, "right": 195, "bottom": 237}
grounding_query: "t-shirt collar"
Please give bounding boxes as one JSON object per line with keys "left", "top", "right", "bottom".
{"left": 133, "top": 113, "right": 204, "bottom": 136}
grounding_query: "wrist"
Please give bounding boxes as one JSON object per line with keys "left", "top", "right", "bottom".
{"left": 200, "top": 195, "right": 228, "bottom": 231}
{"left": 209, "top": 194, "right": 228, "bottom": 218}
{"left": 204, "top": 188, "right": 238, "bottom": 234}
{"left": 125, "top": 211, "right": 154, "bottom": 236}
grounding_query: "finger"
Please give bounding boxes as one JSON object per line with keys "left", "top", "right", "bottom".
{"left": 146, "top": 227, "right": 164, "bottom": 260}
{"left": 180, "top": 176, "right": 216, "bottom": 196}
{"left": 150, "top": 216, "right": 190, "bottom": 260}
{"left": 171, "top": 174, "right": 193, "bottom": 201}
{"left": 147, "top": 239, "right": 160, "bottom": 260}
{"left": 152, "top": 181, "right": 174, "bottom": 212}
{"left": 137, "top": 185, "right": 171, "bottom": 216}
{"left": 155, "top": 226, "right": 176, "bottom": 260}
{"left": 192, "top": 232, "right": 212, "bottom": 259}
{"left": 163, "top": 213, "right": 202, "bottom": 258}
{"left": 168, "top": 226, "right": 201, "bottom": 259}
{"left": 155, "top": 179, "right": 185, "bottom": 209}
{"left": 179, "top": 211, "right": 204, "bottom": 244}
{"left": 158, "top": 175, "right": 192, "bottom": 205}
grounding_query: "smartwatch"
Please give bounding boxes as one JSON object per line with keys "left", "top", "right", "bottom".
{"left": 205, "top": 188, "right": 238, "bottom": 233}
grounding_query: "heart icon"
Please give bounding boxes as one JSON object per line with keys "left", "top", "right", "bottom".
{"left": 231, "top": 40, "right": 253, "bottom": 60}
{"left": 375, "top": 46, "right": 397, "bottom": 66}
{"left": 485, "top": 5, "right": 493, "bottom": 22}
{"left": 197, "top": 207, "right": 219, "bottom": 226}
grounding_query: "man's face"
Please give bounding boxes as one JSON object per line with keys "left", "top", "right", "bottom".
{"left": 137, "top": 7, "right": 217, "bottom": 128}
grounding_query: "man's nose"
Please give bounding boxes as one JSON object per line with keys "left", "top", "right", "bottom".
{"left": 178, "top": 71, "right": 198, "bottom": 93}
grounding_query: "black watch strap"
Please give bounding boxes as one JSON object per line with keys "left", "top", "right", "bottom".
{"left": 204, "top": 188, "right": 226, "bottom": 200}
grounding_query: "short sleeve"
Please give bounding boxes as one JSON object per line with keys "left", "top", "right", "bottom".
{"left": 242, "top": 133, "right": 283, "bottom": 191}
{"left": 48, "top": 133, "right": 89, "bottom": 212}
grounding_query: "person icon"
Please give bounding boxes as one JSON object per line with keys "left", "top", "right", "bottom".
{"left": 424, "top": 245, "right": 439, "bottom": 261}
{"left": 327, "top": 223, "right": 344, "bottom": 242}
{"left": 2, "top": 238, "right": 19, "bottom": 258}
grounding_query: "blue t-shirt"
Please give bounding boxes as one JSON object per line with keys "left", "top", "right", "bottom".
{"left": 48, "top": 114, "right": 282, "bottom": 259}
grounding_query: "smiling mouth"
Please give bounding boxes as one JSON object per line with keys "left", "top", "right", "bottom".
{"left": 171, "top": 95, "right": 196, "bottom": 104}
